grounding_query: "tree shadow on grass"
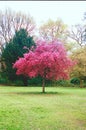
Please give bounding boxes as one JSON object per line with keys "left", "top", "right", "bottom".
{"left": 13, "top": 91, "right": 68, "bottom": 96}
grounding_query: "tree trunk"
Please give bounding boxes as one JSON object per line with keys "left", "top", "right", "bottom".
{"left": 22, "top": 76, "right": 28, "bottom": 86}
{"left": 42, "top": 78, "right": 45, "bottom": 93}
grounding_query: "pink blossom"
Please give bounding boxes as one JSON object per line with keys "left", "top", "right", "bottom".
{"left": 13, "top": 39, "right": 75, "bottom": 81}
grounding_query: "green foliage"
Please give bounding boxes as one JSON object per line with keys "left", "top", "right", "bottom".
{"left": 39, "top": 18, "right": 68, "bottom": 42}
{"left": 0, "top": 72, "right": 9, "bottom": 85}
{"left": 1, "top": 28, "right": 36, "bottom": 85}
{"left": 0, "top": 78, "right": 7, "bottom": 85}
{"left": 54, "top": 80, "right": 75, "bottom": 87}
{"left": 82, "top": 83, "right": 86, "bottom": 88}
{"left": 11, "top": 80, "right": 24, "bottom": 86}
{"left": 70, "top": 78, "right": 80, "bottom": 85}
{"left": 28, "top": 76, "right": 53, "bottom": 86}
{"left": 71, "top": 46, "right": 86, "bottom": 80}
{"left": 28, "top": 76, "right": 43, "bottom": 86}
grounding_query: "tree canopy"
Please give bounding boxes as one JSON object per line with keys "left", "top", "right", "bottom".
{"left": 39, "top": 18, "right": 68, "bottom": 42}
{"left": 71, "top": 46, "right": 86, "bottom": 80}
{"left": 13, "top": 39, "right": 75, "bottom": 92}
{"left": 0, "top": 8, "right": 36, "bottom": 55}
{"left": 2, "top": 28, "right": 36, "bottom": 85}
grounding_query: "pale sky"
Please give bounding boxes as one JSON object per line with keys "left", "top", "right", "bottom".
{"left": 0, "top": 1, "right": 86, "bottom": 27}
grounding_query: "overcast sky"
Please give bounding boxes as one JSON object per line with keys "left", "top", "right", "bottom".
{"left": 0, "top": 1, "right": 86, "bottom": 26}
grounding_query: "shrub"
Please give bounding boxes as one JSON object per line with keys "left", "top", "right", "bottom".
{"left": 55, "top": 80, "right": 75, "bottom": 87}
{"left": 28, "top": 76, "right": 42, "bottom": 86}
{"left": 70, "top": 78, "right": 80, "bottom": 85}
{"left": 12, "top": 80, "right": 24, "bottom": 86}
{"left": 0, "top": 76, "right": 10, "bottom": 85}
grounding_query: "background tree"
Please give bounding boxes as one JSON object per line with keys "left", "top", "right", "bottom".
{"left": 39, "top": 18, "right": 68, "bottom": 43}
{"left": 67, "top": 24, "right": 86, "bottom": 47}
{"left": 13, "top": 39, "right": 74, "bottom": 92}
{"left": 1, "top": 28, "right": 36, "bottom": 86}
{"left": 71, "top": 46, "right": 86, "bottom": 87}
{"left": 0, "top": 8, "right": 36, "bottom": 55}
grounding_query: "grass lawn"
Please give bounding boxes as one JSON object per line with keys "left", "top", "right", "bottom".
{"left": 0, "top": 86, "right": 86, "bottom": 130}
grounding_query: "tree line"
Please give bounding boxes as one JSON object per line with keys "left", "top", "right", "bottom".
{"left": 0, "top": 8, "right": 86, "bottom": 88}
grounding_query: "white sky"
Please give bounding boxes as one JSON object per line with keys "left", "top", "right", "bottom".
{"left": 0, "top": 1, "right": 86, "bottom": 27}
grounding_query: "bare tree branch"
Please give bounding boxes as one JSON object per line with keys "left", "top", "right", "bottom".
{"left": 0, "top": 8, "right": 36, "bottom": 53}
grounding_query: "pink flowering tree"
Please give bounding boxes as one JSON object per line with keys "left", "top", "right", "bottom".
{"left": 13, "top": 39, "right": 75, "bottom": 92}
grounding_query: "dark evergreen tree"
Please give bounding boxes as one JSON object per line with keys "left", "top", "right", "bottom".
{"left": 1, "top": 28, "right": 36, "bottom": 86}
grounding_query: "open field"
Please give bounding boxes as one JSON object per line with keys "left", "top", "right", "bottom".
{"left": 0, "top": 86, "right": 86, "bottom": 130}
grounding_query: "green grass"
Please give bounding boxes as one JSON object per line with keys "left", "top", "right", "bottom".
{"left": 0, "top": 86, "right": 86, "bottom": 130}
